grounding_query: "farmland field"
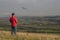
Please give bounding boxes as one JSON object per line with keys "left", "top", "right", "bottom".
{"left": 0, "top": 16, "right": 60, "bottom": 33}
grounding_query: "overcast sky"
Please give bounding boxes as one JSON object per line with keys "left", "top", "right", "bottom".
{"left": 0, "top": 0, "right": 60, "bottom": 17}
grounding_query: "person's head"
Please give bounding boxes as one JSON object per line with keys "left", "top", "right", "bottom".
{"left": 12, "top": 13, "right": 15, "bottom": 16}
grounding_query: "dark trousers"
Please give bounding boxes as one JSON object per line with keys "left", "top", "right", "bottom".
{"left": 11, "top": 26, "right": 17, "bottom": 35}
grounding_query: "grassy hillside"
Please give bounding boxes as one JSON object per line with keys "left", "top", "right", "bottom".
{"left": 0, "top": 31, "right": 60, "bottom": 40}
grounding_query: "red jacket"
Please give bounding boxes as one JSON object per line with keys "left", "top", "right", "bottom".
{"left": 9, "top": 16, "right": 18, "bottom": 27}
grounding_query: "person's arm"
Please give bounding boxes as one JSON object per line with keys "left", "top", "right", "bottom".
{"left": 15, "top": 17, "right": 18, "bottom": 24}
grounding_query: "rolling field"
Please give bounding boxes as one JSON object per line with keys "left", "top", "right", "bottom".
{"left": 0, "top": 17, "right": 60, "bottom": 40}
{"left": 0, "top": 19, "right": 60, "bottom": 33}
{"left": 0, "top": 31, "right": 60, "bottom": 40}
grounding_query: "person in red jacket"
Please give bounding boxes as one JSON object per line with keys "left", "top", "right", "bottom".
{"left": 9, "top": 13, "right": 18, "bottom": 35}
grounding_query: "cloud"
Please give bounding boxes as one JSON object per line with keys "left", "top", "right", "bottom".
{"left": 0, "top": 0, "right": 60, "bottom": 17}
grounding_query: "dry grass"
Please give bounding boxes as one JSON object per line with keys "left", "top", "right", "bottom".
{"left": 0, "top": 31, "right": 60, "bottom": 40}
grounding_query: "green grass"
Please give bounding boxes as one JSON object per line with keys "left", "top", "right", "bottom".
{"left": 0, "top": 19, "right": 60, "bottom": 34}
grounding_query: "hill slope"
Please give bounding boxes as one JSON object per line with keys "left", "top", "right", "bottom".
{"left": 0, "top": 31, "right": 60, "bottom": 40}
